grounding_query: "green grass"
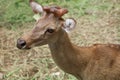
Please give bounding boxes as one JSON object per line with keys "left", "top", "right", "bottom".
{"left": 0, "top": 0, "right": 115, "bottom": 29}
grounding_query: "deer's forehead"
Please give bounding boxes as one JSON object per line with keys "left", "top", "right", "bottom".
{"left": 36, "top": 17, "right": 58, "bottom": 28}
{"left": 36, "top": 20, "right": 56, "bottom": 28}
{"left": 32, "top": 20, "right": 56, "bottom": 33}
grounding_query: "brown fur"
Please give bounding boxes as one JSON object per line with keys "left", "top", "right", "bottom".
{"left": 20, "top": 26, "right": 120, "bottom": 80}
{"left": 17, "top": 1, "right": 120, "bottom": 80}
{"left": 49, "top": 30, "right": 120, "bottom": 80}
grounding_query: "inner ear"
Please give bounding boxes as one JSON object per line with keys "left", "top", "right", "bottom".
{"left": 63, "top": 18, "right": 76, "bottom": 33}
{"left": 30, "top": 0, "right": 43, "bottom": 13}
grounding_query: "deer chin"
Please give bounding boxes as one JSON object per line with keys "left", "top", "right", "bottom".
{"left": 22, "top": 45, "right": 31, "bottom": 50}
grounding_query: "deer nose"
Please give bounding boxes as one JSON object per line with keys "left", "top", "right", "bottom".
{"left": 17, "top": 39, "right": 26, "bottom": 49}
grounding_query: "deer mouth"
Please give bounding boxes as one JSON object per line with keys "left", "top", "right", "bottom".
{"left": 17, "top": 43, "right": 31, "bottom": 50}
{"left": 22, "top": 45, "right": 31, "bottom": 50}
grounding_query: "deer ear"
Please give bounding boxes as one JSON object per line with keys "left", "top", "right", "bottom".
{"left": 63, "top": 18, "right": 76, "bottom": 33}
{"left": 30, "top": 0, "right": 43, "bottom": 13}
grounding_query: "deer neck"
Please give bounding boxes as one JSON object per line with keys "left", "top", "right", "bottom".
{"left": 48, "top": 29, "right": 87, "bottom": 75}
{"left": 49, "top": 29, "right": 73, "bottom": 54}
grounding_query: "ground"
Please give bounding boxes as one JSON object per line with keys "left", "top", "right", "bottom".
{"left": 0, "top": 0, "right": 120, "bottom": 80}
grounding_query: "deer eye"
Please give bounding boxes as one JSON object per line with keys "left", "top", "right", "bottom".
{"left": 46, "top": 28, "right": 55, "bottom": 33}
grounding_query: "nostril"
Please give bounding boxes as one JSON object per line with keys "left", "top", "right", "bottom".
{"left": 17, "top": 39, "right": 26, "bottom": 48}
{"left": 20, "top": 40, "right": 26, "bottom": 47}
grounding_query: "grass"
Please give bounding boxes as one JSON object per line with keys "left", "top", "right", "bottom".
{"left": 0, "top": 0, "right": 120, "bottom": 80}
{"left": 0, "top": 0, "right": 118, "bottom": 29}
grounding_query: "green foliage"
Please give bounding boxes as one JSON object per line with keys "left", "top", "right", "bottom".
{"left": 0, "top": 0, "right": 33, "bottom": 29}
{"left": 0, "top": 0, "right": 113, "bottom": 29}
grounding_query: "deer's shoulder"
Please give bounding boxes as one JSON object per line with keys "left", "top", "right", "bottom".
{"left": 93, "top": 44, "right": 120, "bottom": 50}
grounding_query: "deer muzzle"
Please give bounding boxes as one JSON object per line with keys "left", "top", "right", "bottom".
{"left": 17, "top": 38, "right": 31, "bottom": 49}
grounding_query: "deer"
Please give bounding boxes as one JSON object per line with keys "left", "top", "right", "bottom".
{"left": 17, "top": 0, "right": 120, "bottom": 80}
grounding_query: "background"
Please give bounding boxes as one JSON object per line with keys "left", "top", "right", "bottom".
{"left": 0, "top": 0, "right": 120, "bottom": 80}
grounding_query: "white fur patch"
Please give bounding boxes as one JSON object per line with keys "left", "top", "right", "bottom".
{"left": 63, "top": 19, "right": 76, "bottom": 33}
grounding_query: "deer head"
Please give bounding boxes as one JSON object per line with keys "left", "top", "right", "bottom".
{"left": 17, "top": 0, "right": 76, "bottom": 49}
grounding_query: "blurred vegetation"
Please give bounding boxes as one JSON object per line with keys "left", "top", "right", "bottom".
{"left": 0, "top": 0, "right": 117, "bottom": 29}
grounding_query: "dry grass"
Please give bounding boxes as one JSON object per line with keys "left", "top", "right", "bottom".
{"left": 0, "top": 1, "right": 120, "bottom": 80}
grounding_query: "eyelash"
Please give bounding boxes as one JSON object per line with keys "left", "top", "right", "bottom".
{"left": 46, "top": 28, "right": 55, "bottom": 33}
